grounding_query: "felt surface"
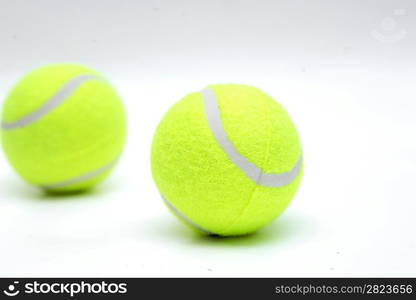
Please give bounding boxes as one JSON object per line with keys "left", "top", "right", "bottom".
{"left": 1, "top": 64, "right": 127, "bottom": 192}
{"left": 151, "top": 84, "right": 302, "bottom": 236}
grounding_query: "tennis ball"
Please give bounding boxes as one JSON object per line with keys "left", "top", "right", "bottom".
{"left": 1, "top": 64, "right": 126, "bottom": 193}
{"left": 151, "top": 84, "right": 303, "bottom": 236}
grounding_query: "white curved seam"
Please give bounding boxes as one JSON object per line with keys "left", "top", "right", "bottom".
{"left": 1, "top": 75, "right": 102, "bottom": 130}
{"left": 201, "top": 88, "right": 302, "bottom": 187}
{"left": 162, "top": 196, "right": 214, "bottom": 235}
{"left": 41, "top": 158, "right": 118, "bottom": 190}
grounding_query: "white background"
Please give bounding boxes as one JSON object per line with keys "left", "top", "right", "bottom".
{"left": 0, "top": 0, "right": 415, "bottom": 277}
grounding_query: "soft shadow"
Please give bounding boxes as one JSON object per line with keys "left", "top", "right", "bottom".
{"left": 189, "top": 219, "right": 297, "bottom": 247}
{"left": 38, "top": 188, "right": 101, "bottom": 201}
{"left": 0, "top": 176, "right": 120, "bottom": 203}
{"left": 148, "top": 212, "right": 315, "bottom": 248}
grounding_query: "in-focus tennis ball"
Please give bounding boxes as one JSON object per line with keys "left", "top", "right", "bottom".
{"left": 151, "top": 84, "right": 303, "bottom": 236}
{"left": 1, "top": 64, "right": 126, "bottom": 193}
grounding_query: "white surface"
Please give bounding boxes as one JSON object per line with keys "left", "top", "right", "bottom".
{"left": 0, "top": 0, "right": 415, "bottom": 277}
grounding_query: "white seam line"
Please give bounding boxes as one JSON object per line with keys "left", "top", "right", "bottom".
{"left": 41, "top": 158, "right": 118, "bottom": 190}
{"left": 201, "top": 88, "right": 302, "bottom": 188}
{"left": 162, "top": 196, "right": 214, "bottom": 235}
{"left": 1, "top": 74, "right": 102, "bottom": 130}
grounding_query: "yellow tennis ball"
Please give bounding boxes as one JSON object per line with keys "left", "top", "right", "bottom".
{"left": 152, "top": 84, "right": 303, "bottom": 236}
{"left": 1, "top": 64, "right": 127, "bottom": 193}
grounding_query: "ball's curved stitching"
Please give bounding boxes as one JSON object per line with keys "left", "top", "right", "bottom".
{"left": 41, "top": 158, "right": 119, "bottom": 190}
{"left": 1, "top": 75, "right": 102, "bottom": 130}
{"left": 162, "top": 196, "right": 214, "bottom": 235}
{"left": 201, "top": 88, "right": 302, "bottom": 188}
{"left": 218, "top": 94, "right": 275, "bottom": 235}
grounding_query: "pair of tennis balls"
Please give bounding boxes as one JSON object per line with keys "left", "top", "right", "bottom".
{"left": 1, "top": 64, "right": 303, "bottom": 236}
